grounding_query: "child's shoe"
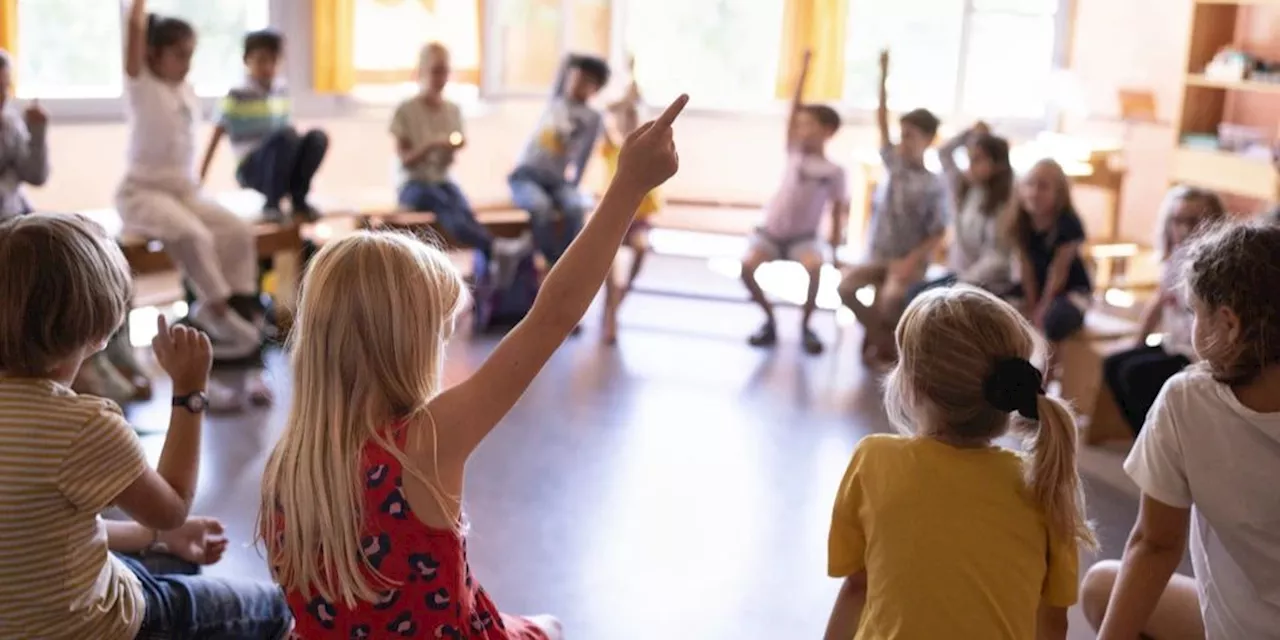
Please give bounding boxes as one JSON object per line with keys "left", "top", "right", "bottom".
{"left": 292, "top": 201, "right": 321, "bottom": 224}
{"left": 191, "top": 305, "right": 261, "bottom": 360}
{"left": 747, "top": 323, "right": 777, "bottom": 347}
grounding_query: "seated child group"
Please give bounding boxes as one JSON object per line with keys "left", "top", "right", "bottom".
{"left": 1, "top": 2, "right": 1279, "bottom": 638}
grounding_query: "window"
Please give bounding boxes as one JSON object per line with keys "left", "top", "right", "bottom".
{"left": 625, "top": 0, "right": 785, "bottom": 109}
{"left": 351, "top": 0, "right": 481, "bottom": 99}
{"left": 14, "top": 0, "right": 268, "bottom": 100}
{"left": 843, "top": 0, "right": 1063, "bottom": 121}
{"left": 489, "top": 0, "right": 610, "bottom": 94}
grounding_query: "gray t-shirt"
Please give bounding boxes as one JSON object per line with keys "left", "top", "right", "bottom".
{"left": 867, "top": 144, "right": 951, "bottom": 262}
{"left": 389, "top": 97, "right": 464, "bottom": 185}
{"left": 0, "top": 107, "right": 49, "bottom": 219}
{"left": 511, "top": 97, "right": 601, "bottom": 186}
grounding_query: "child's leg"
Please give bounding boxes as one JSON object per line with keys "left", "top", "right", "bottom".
{"left": 1041, "top": 294, "right": 1087, "bottom": 381}
{"left": 183, "top": 195, "right": 259, "bottom": 301}
{"left": 248, "top": 127, "right": 303, "bottom": 212}
{"left": 790, "top": 241, "right": 826, "bottom": 355}
{"left": 601, "top": 263, "right": 621, "bottom": 345}
{"left": 288, "top": 129, "right": 329, "bottom": 212}
{"left": 439, "top": 180, "right": 495, "bottom": 257}
{"left": 1112, "top": 347, "right": 1191, "bottom": 433}
{"left": 550, "top": 183, "right": 587, "bottom": 260}
{"left": 509, "top": 176, "right": 561, "bottom": 264}
{"left": 741, "top": 232, "right": 781, "bottom": 346}
{"left": 622, "top": 222, "right": 651, "bottom": 294}
{"left": 1080, "top": 560, "right": 1205, "bottom": 640}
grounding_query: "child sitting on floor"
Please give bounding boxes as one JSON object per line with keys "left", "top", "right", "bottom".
{"left": 1008, "top": 158, "right": 1092, "bottom": 380}
{"left": 600, "top": 54, "right": 663, "bottom": 345}
{"left": 0, "top": 213, "right": 291, "bottom": 638}
{"left": 202, "top": 29, "right": 328, "bottom": 222}
{"left": 1085, "top": 221, "right": 1280, "bottom": 640}
{"left": 508, "top": 54, "right": 609, "bottom": 266}
{"left": 838, "top": 50, "right": 951, "bottom": 366}
{"left": 825, "top": 285, "right": 1094, "bottom": 640}
{"left": 0, "top": 49, "right": 49, "bottom": 220}
{"left": 258, "top": 94, "right": 688, "bottom": 640}
{"left": 1102, "top": 185, "right": 1225, "bottom": 436}
{"left": 391, "top": 42, "right": 492, "bottom": 257}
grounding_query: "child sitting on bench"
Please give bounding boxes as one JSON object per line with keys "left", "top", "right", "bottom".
{"left": 0, "top": 49, "right": 48, "bottom": 220}
{"left": 202, "top": 29, "right": 328, "bottom": 222}
{"left": 508, "top": 54, "right": 609, "bottom": 266}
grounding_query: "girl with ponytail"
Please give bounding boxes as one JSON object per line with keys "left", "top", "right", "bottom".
{"left": 824, "top": 285, "right": 1095, "bottom": 640}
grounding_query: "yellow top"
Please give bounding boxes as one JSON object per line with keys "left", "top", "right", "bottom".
{"left": 601, "top": 136, "right": 661, "bottom": 219}
{"left": 828, "top": 434, "right": 1078, "bottom": 640}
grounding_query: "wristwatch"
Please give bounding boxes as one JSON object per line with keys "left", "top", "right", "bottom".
{"left": 172, "top": 391, "right": 208, "bottom": 414}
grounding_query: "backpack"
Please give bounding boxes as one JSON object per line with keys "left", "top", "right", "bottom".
{"left": 472, "top": 233, "right": 540, "bottom": 334}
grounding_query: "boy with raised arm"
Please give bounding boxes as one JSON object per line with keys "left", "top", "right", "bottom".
{"left": 0, "top": 50, "right": 50, "bottom": 220}
{"left": 838, "top": 50, "right": 951, "bottom": 366}
{"left": 741, "top": 50, "right": 849, "bottom": 355}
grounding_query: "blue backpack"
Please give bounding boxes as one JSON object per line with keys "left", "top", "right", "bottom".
{"left": 472, "top": 236, "right": 540, "bottom": 333}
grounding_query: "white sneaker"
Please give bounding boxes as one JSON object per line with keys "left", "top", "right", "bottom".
{"left": 206, "top": 379, "right": 245, "bottom": 414}
{"left": 528, "top": 615, "right": 563, "bottom": 640}
{"left": 191, "top": 305, "right": 261, "bottom": 358}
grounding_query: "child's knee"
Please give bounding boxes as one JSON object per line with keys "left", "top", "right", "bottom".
{"left": 1080, "top": 560, "right": 1121, "bottom": 629}
{"left": 302, "top": 129, "right": 329, "bottom": 149}
{"left": 1043, "top": 304, "right": 1084, "bottom": 342}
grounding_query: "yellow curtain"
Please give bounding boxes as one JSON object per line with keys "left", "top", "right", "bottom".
{"left": 775, "top": 0, "right": 848, "bottom": 101}
{"left": 313, "top": 0, "right": 356, "bottom": 94}
{"left": 1, "top": 0, "right": 17, "bottom": 59}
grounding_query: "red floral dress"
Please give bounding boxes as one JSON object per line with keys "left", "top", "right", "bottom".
{"left": 284, "top": 427, "right": 550, "bottom": 639}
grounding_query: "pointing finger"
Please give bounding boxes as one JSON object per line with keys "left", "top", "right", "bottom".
{"left": 653, "top": 94, "right": 689, "bottom": 129}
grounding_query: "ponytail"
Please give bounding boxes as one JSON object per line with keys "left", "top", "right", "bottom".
{"left": 1026, "top": 395, "right": 1097, "bottom": 550}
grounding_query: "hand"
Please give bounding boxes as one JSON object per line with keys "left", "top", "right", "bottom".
{"left": 615, "top": 94, "right": 688, "bottom": 193}
{"left": 878, "top": 49, "right": 890, "bottom": 74}
{"left": 23, "top": 100, "right": 48, "bottom": 129}
{"left": 151, "top": 315, "right": 212, "bottom": 395}
{"left": 158, "top": 517, "right": 228, "bottom": 566}
{"left": 971, "top": 120, "right": 990, "bottom": 137}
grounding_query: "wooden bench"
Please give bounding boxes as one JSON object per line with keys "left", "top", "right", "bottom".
{"left": 1054, "top": 312, "right": 1141, "bottom": 446}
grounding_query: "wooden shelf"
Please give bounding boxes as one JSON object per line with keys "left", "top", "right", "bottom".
{"left": 1185, "top": 74, "right": 1280, "bottom": 93}
{"left": 1170, "top": 147, "right": 1278, "bottom": 199}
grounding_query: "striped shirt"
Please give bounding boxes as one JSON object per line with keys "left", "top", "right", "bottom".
{"left": 0, "top": 377, "right": 148, "bottom": 639}
{"left": 216, "top": 77, "right": 291, "bottom": 161}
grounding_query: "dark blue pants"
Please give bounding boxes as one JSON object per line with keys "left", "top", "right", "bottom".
{"left": 508, "top": 175, "right": 585, "bottom": 265}
{"left": 1103, "top": 345, "right": 1190, "bottom": 434}
{"left": 237, "top": 127, "right": 329, "bottom": 209}
{"left": 115, "top": 552, "right": 292, "bottom": 639}
{"left": 399, "top": 179, "right": 493, "bottom": 256}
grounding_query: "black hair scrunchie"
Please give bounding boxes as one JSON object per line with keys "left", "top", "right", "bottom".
{"left": 983, "top": 357, "right": 1044, "bottom": 420}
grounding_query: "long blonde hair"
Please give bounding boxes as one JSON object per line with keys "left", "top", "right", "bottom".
{"left": 257, "top": 231, "right": 466, "bottom": 606}
{"left": 884, "top": 286, "right": 1097, "bottom": 550}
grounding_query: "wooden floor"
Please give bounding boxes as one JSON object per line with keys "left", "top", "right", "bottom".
{"left": 121, "top": 254, "right": 1161, "bottom": 640}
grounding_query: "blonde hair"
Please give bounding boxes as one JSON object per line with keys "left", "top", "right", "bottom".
{"left": 1154, "top": 185, "right": 1226, "bottom": 259}
{"left": 884, "top": 286, "right": 1097, "bottom": 550}
{"left": 418, "top": 41, "right": 448, "bottom": 72}
{"left": 258, "top": 231, "right": 467, "bottom": 606}
{"left": 0, "top": 213, "right": 132, "bottom": 376}
{"left": 1008, "top": 158, "right": 1078, "bottom": 251}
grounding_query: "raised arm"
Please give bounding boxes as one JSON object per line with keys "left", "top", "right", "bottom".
{"left": 551, "top": 53, "right": 576, "bottom": 100}
{"left": 124, "top": 0, "right": 148, "bottom": 79}
{"left": 785, "top": 49, "right": 812, "bottom": 150}
{"left": 15, "top": 102, "right": 50, "bottom": 186}
{"left": 876, "top": 50, "right": 890, "bottom": 151}
{"left": 430, "top": 95, "right": 689, "bottom": 456}
{"left": 937, "top": 125, "right": 974, "bottom": 187}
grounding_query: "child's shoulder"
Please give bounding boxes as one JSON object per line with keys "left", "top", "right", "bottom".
{"left": 852, "top": 433, "right": 914, "bottom": 459}
{"left": 1158, "top": 368, "right": 1225, "bottom": 410}
{"left": 0, "top": 379, "right": 127, "bottom": 431}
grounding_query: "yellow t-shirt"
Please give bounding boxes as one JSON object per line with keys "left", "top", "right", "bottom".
{"left": 601, "top": 136, "right": 661, "bottom": 219}
{"left": 0, "top": 378, "right": 149, "bottom": 639}
{"left": 828, "top": 434, "right": 1078, "bottom": 640}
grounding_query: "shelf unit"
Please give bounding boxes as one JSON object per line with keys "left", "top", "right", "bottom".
{"left": 1171, "top": 0, "right": 1280, "bottom": 202}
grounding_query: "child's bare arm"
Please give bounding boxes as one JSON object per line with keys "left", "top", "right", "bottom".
{"left": 1098, "top": 495, "right": 1191, "bottom": 639}
{"left": 823, "top": 572, "right": 867, "bottom": 640}
{"left": 829, "top": 200, "right": 850, "bottom": 258}
{"left": 785, "top": 49, "right": 812, "bottom": 150}
{"left": 1036, "top": 604, "right": 1069, "bottom": 640}
{"left": 1019, "top": 252, "right": 1040, "bottom": 309}
{"left": 876, "top": 50, "right": 890, "bottom": 151}
{"left": 430, "top": 95, "right": 689, "bottom": 457}
{"left": 1036, "top": 242, "right": 1081, "bottom": 311}
{"left": 198, "top": 126, "right": 224, "bottom": 184}
{"left": 1135, "top": 293, "right": 1164, "bottom": 347}
{"left": 124, "top": 0, "right": 148, "bottom": 79}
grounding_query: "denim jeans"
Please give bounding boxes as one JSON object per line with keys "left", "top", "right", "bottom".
{"left": 508, "top": 175, "right": 586, "bottom": 265}
{"left": 115, "top": 552, "right": 292, "bottom": 639}
{"left": 237, "top": 127, "right": 329, "bottom": 209}
{"left": 398, "top": 179, "right": 493, "bottom": 256}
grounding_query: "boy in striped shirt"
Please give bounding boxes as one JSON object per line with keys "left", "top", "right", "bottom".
{"left": 200, "top": 30, "right": 328, "bottom": 222}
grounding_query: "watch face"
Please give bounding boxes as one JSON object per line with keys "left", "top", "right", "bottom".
{"left": 184, "top": 393, "right": 207, "bottom": 412}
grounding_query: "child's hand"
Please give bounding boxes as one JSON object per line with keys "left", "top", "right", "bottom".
{"left": 23, "top": 100, "right": 48, "bottom": 129}
{"left": 151, "top": 315, "right": 212, "bottom": 394}
{"left": 615, "top": 94, "right": 688, "bottom": 193}
{"left": 972, "top": 121, "right": 990, "bottom": 137}
{"left": 158, "top": 516, "right": 228, "bottom": 565}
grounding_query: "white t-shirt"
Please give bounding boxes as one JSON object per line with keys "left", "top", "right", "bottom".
{"left": 123, "top": 70, "right": 199, "bottom": 190}
{"left": 1125, "top": 370, "right": 1280, "bottom": 639}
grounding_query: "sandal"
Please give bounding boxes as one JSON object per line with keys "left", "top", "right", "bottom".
{"left": 747, "top": 323, "right": 777, "bottom": 347}
{"left": 802, "top": 328, "right": 824, "bottom": 355}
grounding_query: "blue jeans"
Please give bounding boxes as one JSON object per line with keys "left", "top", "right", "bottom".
{"left": 508, "top": 175, "right": 585, "bottom": 264}
{"left": 116, "top": 552, "right": 292, "bottom": 639}
{"left": 237, "top": 127, "right": 329, "bottom": 209}
{"left": 399, "top": 179, "right": 493, "bottom": 256}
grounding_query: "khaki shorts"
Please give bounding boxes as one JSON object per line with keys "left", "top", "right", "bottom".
{"left": 744, "top": 229, "right": 824, "bottom": 271}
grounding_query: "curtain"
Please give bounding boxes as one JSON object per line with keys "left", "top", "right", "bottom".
{"left": 313, "top": 0, "right": 356, "bottom": 94}
{"left": 0, "top": 0, "right": 17, "bottom": 63}
{"left": 776, "top": 0, "right": 848, "bottom": 101}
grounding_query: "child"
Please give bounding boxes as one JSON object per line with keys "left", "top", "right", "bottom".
{"left": 508, "top": 54, "right": 609, "bottom": 266}
{"left": 117, "top": 0, "right": 263, "bottom": 361}
{"left": 1085, "top": 221, "right": 1280, "bottom": 639}
{"left": 202, "top": 29, "right": 328, "bottom": 222}
{"left": 1008, "top": 158, "right": 1091, "bottom": 378}
{"left": 928, "top": 121, "right": 1016, "bottom": 295}
{"left": 391, "top": 42, "right": 492, "bottom": 257}
{"left": 0, "top": 212, "right": 290, "bottom": 638}
{"left": 1101, "top": 186, "right": 1225, "bottom": 435}
{"left": 258, "top": 94, "right": 688, "bottom": 639}
{"left": 0, "top": 49, "right": 49, "bottom": 220}
{"left": 742, "top": 50, "right": 849, "bottom": 356}
{"left": 838, "top": 50, "right": 951, "bottom": 366}
{"left": 824, "top": 285, "right": 1094, "bottom": 640}
{"left": 600, "top": 54, "right": 663, "bottom": 345}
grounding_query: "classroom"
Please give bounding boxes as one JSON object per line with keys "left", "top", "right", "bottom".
{"left": 1, "top": 0, "right": 1278, "bottom": 638}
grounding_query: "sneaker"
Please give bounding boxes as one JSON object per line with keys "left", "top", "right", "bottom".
{"left": 747, "top": 323, "right": 777, "bottom": 347}
{"left": 802, "top": 328, "right": 824, "bottom": 355}
{"left": 291, "top": 201, "right": 321, "bottom": 223}
{"left": 206, "top": 379, "right": 245, "bottom": 414}
{"left": 191, "top": 306, "right": 261, "bottom": 360}
{"left": 527, "top": 615, "right": 563, "bottom": 640}
{"left": 260, "top": 206, "right": 286, "bottom": 224}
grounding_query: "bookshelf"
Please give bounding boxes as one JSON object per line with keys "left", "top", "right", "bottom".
{"left": 1170, "top": 0, "right": 1280, "bottom": 202}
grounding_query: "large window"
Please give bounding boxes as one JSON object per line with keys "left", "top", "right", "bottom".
{"left": 352, "top": 0, "right": 481, "bottom": 96}
{"left": 843, "top": 0, "right": 1063, "bottom": 120}
{"left": 15, "top": 0, "right": 268, "bottom": 99}
{"left": 624, "top": 0, "right": 785, "bottom": 109}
